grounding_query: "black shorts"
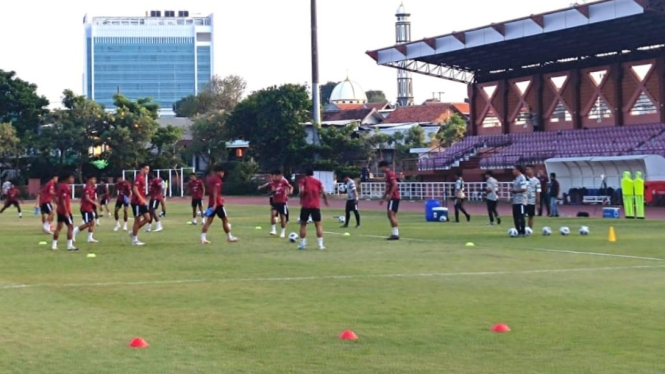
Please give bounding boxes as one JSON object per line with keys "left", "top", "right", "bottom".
{"left": 211, "top": 205, "right": 227, "bottom": 219}
{"left": 387, "top": 199, "right": 400, "bottom": 213}
{"left": 526, "top": 204, "right": 536, "bottom": 217}
{"left": 57, "top": 213, "right": 73, "bottom": 225}
{"left": 40, "top": 203, "right": 53, "bottom": 214}
{"left": 81, "top": 210, "right": 95, "bottom": 223}
{"left": 345, "top": 200, "right": 359, "bottom": 212}
{"left": 191, "top": 198, "right": 202, "bottom": 208}
{"left": 131, "top": 203, "right": 149, "bottom": 217}
{"left": 300, "top": 208, "right": 321, "bottom": 223}
{"left": 100, "top": 198, "right": 109, "bottom": 205}
{"left": 149, "top": 198, "right": 162, "bottom": 210}
{"left": 115, "top": 200, "right": 128, "bottom": 209}
{"left": 271, "top": 203, "right": 288, "bottom": 216}
{"left": 3, "top": 201, "right": 19, "bottom": 208}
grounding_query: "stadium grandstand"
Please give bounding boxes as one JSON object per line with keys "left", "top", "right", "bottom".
{"left": 367, "top": 0, "right": 665, "bottom": 199}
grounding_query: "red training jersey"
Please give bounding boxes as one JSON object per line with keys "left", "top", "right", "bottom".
{"left": 6, "top": 187, "right": 19, "bottom": 202}
{"left": 56, "top": 183, "right": 72, "bottom": 215}
{"left": 207, "top": 175, "right": 224, "bottom": 207}
{"left": 81, "top": 185, "right": 96, "bottom": 212}
{"left": 270, "top": 178, "right": 291, "bottom": 204}
{"left": 188, "top": 179, "right": 204, "bottom": 199}
{"left": 384, "top": 170, "right": 401, "bottom": 200}
{"left": 299, "top": 176, "right": 323, "bottom": 209}
{"left": 115, "top": 181, "right": 131, "bottom": 201}
{"left": 40, "top": 180, "right": 55, "bottom": 204}
{"left": 149, "top": 178, "right": 163, "bottom": 200}
{"left": 131, "top": 175, "right": 147, "bottom": 205}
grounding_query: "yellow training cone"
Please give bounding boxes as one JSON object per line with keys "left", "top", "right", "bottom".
{"left": 608, "top": 227, "right": 617, "bottom": 242}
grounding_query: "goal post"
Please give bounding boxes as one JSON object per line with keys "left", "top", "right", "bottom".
{"left": 122, "top": 167, "right": 195, "bottom": 197}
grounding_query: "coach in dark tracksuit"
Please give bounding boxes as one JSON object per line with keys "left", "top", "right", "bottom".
{"left": 537, "top": 170, "right": 550, "bottom": 216}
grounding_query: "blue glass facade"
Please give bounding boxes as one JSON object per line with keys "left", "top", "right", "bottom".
{"left": 90, "top": 36, "right": 197, "bottom": 111}
{"left": 86, "top": 37, "right": 93, "bottom": 97}
{"left": 197, "top": 46, "right": 211, "bottom": 92}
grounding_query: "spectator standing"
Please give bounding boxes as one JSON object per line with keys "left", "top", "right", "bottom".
{"left": 549, "top": 173, "right": 560, "bottom": 217}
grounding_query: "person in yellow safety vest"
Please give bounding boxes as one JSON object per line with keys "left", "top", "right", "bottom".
{"left": 621, "top": 171, "right": 635, "bottom": 219}
{"left": 634, "top": 171, "right": 645, "bottom": 219}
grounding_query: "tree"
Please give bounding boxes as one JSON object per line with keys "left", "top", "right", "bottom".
{"left": 436, "top": 113, "right": 467, "bottom": 147}
{"left": 173, "top": 75, "right": 247, "bottom": 117}
{"left": 366, "top": 90, "right": 387, "bottom": 103}
{"left": 186, "top": 112, "right": 229, "bottom": 166}
{"left": 395, "top": 125, "right": 427, "bottom": 162}
{"left": 320, "top": 81, "right": 338, "bottom": 105}
{"left": 0, "top": 70, "right": 49, "bottom": 137}
{"left": 0, "top": 123, "right": 20, "bottom": 169}
{"left": 315, "top": 125, "right": 373, "bottom": 168}
{"left": 226, "top": 84, "right": 311, "bottom": 174}
{"left": 151, "top": 125, "right": 183, "bottom": 156}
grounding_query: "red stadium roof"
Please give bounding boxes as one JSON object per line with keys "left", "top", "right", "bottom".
{"left": 367, "top": 0, "right": 665, "bottom": 83}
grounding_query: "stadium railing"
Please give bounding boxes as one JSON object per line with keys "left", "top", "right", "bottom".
{"left": 358, "top": 182, "right": 513, "bottom": 201}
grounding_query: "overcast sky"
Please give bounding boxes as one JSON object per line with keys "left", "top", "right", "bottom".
{"left": 1, "top": 0, "right": 576, "bottom": 108}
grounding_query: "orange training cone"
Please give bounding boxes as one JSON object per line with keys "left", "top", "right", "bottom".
{"left": 339, "top": 330, "right": 358, "bottom": 340}
{"left": 492, "top": 324, "right": 511, "bottom": 333}
{"left": 608, "top": 227, "right": 617, "bottom": 242}
{"left": 128, "top": 337, "right": 149, "bottom": 348}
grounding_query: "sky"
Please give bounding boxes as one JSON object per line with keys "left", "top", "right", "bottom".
{"left": 1, "top": 0, "right": 577, "bottom": 108}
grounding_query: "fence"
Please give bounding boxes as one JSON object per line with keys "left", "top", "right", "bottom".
{"left": 352, "top": 182, "right": 513, "bottom": 201}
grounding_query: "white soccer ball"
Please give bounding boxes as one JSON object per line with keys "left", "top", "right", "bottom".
{"left": 439, "top": 215, "right": 448, "bottom": 222}
{"left": 542, "top": 227, "right": 552, "bottom": 236}
{"left": 288, "top": 232, "right": 298, "bottom": 242}
{"left": 525, "top": 227, "right": 533, "bottom": 236}
{"left": 338, "top": 216, "right": 346, "bottom": 223}
{"left": 560, "top": 227, "right": 570, "bottom": 236}
{"left": 579, "top": 226, "right": 590, "bottom": 236}
{"left": 508, "top": 228, "right": 519, "bottom": 237}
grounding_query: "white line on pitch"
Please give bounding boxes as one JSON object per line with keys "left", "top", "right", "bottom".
{"left": 1, "top": 264, "right": 664, "bottom": 291}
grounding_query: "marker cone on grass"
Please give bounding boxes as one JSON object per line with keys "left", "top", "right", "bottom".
{"left": 128, "top": 337, "right": 149, "bottom": 348}
{"left": 466, "top": 242, "right": 475, "bottom": 247}
{"left": 38, "top": 241, "right": 47, "bottom": 245}
{"left": 343, "top": 233, "right": 351, "bottom": 237}
{"left": 86, "top": 253, "right": 96, "bottom": 258}
{"left": 608, "top": 227, "right": 617, "bottom": 242}
{"left": 339, "top": 330, "right": 358, "bottom": 340}
{"left": 492, "top": 324, "right": 511, "bottom": 333}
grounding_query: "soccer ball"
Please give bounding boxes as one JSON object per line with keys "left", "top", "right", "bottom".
{"left": 288, "top": 232, "right": 298, "bottom": 242}
{"left": 579, "top": 226, "right": 590, "bottom": 235}
{"left": 525, "top": 227, "right": 533, "bottom": 236}
{"left": 560, "top": 227, "right": 570, "bottom": 236}
{"left": 338, "top": 216, "right": 346, "bottom": 223}
{"left": 508, "top": 228, "right": 519, "bottom": 237}
{"left": 439, "top": 215, "right": 448, "bottom": 222}
{"left": 542, "top": 227, "right": 552, "bottom": 236}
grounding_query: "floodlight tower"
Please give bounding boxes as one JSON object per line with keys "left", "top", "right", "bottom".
{"left": 395, "top": 2, "right": 414, "bottom": 107}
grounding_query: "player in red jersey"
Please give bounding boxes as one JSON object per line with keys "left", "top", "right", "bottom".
{"left": 52, "top": 172, "right": 78, "bottom": 251}
{"left": 200, "top": 165, "right": 238, "bottom": 244}
{"left": 0, "top": 183, "right": 22, "bottom": 218}
{"left": 187, "top": 173, "right": 205, "bottom": 225}
{"left": 130, "top": 164, "right": 151, "bottom": 246}
{"left": 38, "top": 173, "right": 58, "bottom": 234}
{"left": 113, "top": 176, "right": 132, "bottom": 231}
{"left": 297, "top": 169, "right": 328, "bottom": 250}
{"left": 268, "top": 170, "right": 292, "bottom": 237}
{"left": 73, "top": 176, "right": 99, "bottom": 243}
{"left": 97, "top": 179, "right": 110, "bottom": 218}
{"left": 379, "top": 161, "right": 400, "bottom": 240}
{"left": 145, "top": 173, "right": 164, "bottom": 233}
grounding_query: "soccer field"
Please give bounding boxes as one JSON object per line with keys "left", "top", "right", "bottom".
{"left": 1, "top": 201, "right": 664, "bottom": 374}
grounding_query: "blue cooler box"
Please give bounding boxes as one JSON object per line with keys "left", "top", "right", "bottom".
{"left": 425, "top": 199, "right": 442, "bottom": 221}
{"left": 603, "top": 207, "right": 620, "bottom": 219}
{"left": 432, "top": 207, "right": 449, "bottom": 221}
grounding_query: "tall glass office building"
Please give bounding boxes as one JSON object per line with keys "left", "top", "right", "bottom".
{"left": 83, "top": 11, "right": 214, "bottom": 117}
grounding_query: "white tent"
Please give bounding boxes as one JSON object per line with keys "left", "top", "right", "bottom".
{"left": 544, "top": 155, "right": 665, "bottom": 193}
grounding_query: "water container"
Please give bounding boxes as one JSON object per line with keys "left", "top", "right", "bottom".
{"left": 432, "top": 207, "right": 449, "bottom": 221}
{"left": 425, "top": 199, "right": 442, "bottom": 222}
{"left": 603, "top": 207, "right": 620, "bottom": 219}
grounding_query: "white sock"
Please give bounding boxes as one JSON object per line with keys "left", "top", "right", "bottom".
{"left": 156, "top": 222, "right": 162, "bottom": 229}
{"left": 132, "top": 236, "right": 138, "bottom": 242}
{"left": 18, "top": 212, "right": 22, "bottom": 217}
{"left": 147, "top": 224, "right": 152, "bottom": 230}
{"left": 115, "top": 220, "right": 119, "bottom": 225}
{"left": 300, "top": 238, "right": 307, "bottom": 246}
{"left": 193, "top": 218, "right": 197, "bottom": 224}
{"left": 67, "top": 240, "right": 73, "bottom": 247}
{"left": 392, "top": 227, "right": 399, "bottom": 236}
{"left": 52, "top": 240, "right": 57, "bottom": 248}
{"left": 201, "top": 233, "right": 207, "bottom": 241}
{"left": 87, "top": 233, "right": 93, "bottom": 241}
{"left": 281, "top": 228, "right": 286, "bottom": 235}
{"left": 271, "top": 225, "right": 276, "bottom": 232}
{"left": 44, "top": 222, "right": 49, "bottom": 230}
{"left": 227, "top": 232, "right": 233, "bottom": 239}
{"left": 73, "top": 227, "right": 80, "bottom": 236}
{"left": 317, "top": 238, "right": 324, "bottom": 247}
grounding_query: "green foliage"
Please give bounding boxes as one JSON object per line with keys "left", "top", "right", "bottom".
{"left": 320, "top": 81, "right": 338, "bottom": 105}
{"left": 311, "top": 125, "right": 373, "bottom": 171}
{"left": 366, "top": 90, "right": 387, "bottom": 103}
{"left": 152, "top": 125, "right": 184, "bottom": 156}
{"left": 395, "top": 125, "right": 428, "bottom": 162}
{"left": 436, "top": 113, "right": 467, "bottom": 147}
{"left": 187, "top": 112, "right": 229, "bottom": 166}
{"left": 0, "top": 122, "right": 19, "bottom": 157}
{"left": 0, "top": 70, "right": 49, "bottom": 137}
{"left": 218, "top": 161, "right": 260, "bottom": 195}
{"left": 173, "top": 75, "right": 247, "bottom": 117}
{"left": 226, "top": 84, "right": 311, "bottom": 174}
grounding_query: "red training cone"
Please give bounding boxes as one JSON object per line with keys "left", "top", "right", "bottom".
{"left": 339, "top": 330, "right": 358, "bottom": 340}
{"left": 492, "top": 324, "right": 511, "bottom": 333}
{"left": 128, "top": 337, "right": 149, "bottom": 348}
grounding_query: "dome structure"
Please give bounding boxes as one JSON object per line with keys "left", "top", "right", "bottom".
{"left": 329, "top": 78, "right": 367, "bottom": 104}
{"left": 396, "top": 2, "right": 409, "bottom": 16}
